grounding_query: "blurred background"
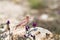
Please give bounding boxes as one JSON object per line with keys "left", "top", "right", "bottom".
{"left": 0, "top": 0, "right": 60, "bottom": 40}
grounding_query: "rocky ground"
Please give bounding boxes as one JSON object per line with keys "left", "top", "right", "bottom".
{"left": 0, "top": 0, "right": 60, "bottom": 40}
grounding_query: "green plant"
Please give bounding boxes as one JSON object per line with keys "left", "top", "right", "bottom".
{"left": 29, "top": 0, "right": 46, "bottom": 9}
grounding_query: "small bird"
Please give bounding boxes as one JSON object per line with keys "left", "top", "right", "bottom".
{"left": 15, "top": 16, "right": 29, "bottom": 30}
